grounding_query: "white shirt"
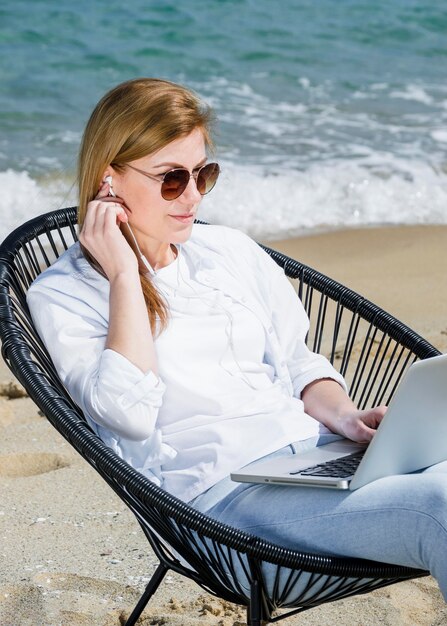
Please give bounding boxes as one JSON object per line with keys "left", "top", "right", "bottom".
{"left": 27, "top": 224, "right": 346, "bottom": 502}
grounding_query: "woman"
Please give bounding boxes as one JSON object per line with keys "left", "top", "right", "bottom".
{"left": 27, "top": 78, "right": 447, "bottom": 597}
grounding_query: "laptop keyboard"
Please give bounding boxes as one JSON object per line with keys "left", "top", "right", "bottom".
{"left": 290, "top": 450, "right": 366, "bottom": 478}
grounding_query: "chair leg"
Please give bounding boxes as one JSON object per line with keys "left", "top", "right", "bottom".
{"left": 247, "top": 579, "right": 263, "bottom": 626}
{"left": 124, "top": 562, "right": 168, "bottom": 626}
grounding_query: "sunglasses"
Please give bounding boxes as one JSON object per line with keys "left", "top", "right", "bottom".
{"left": 126, "top": 162, "right": 220, "bottom": 201}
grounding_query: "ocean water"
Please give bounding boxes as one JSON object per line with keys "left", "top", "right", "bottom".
{"left": 1, "top": 0, "right": 447, "bottom": 240}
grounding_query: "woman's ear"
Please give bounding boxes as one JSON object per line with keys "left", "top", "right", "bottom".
{"left": 101, "top": 167, "right": 117, "bottom": 196}
{"left": 101, "top": 166, "right": 114, "bottom": 184}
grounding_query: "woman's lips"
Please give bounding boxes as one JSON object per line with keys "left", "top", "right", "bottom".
{"left": 169, "top": 213, "right": 195, "bottom": 223}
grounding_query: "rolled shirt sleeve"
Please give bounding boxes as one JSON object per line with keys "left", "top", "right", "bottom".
{"left": 27, "top": 266, "right": 166, "bottom": 442}
{"left": 74, "top": 348, "right": 166, "bottom": 441}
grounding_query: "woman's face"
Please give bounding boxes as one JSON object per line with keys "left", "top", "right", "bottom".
{"left": 113, "top": 127, "right": 208, "bottom": 250}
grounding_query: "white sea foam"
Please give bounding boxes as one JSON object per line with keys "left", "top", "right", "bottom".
{"left": 1, "top": 158, "right": 446, "bottom": 244}
{"left": 389, "top": 85, "right": 434, "bottom": 105}
{"left": 198, "top": 76, "right": 447, "bottom": 175}
{"left": 0, "top": 169, "right": 77, "bottom": 242}
{"left": 431, "top": 129, "right": 447, "bottom": 143}
{"left": 43, "top": 130, "right": 81, "bottom": 145}
{"left": 204, "top": 159, "right": 447, "bottom": 239}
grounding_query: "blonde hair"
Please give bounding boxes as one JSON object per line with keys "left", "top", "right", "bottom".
{"left": 77, "top": 78, "right": 214, "bottom": 333}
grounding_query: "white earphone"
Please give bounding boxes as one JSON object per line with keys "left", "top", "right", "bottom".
{"left": 104, "top": 175, "right": 115, "bottom": 196}
{"left": 103, "top": 175, "right": 156, "bottom": 276}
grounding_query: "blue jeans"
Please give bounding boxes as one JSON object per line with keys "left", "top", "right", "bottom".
{"left": 190, "top": 435, "right": 447, "bottom": 600}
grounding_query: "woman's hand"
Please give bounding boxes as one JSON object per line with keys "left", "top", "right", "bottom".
{"left": 79, "top": 180, "right": 138, "bottom": 281}
{"left": 332, "top": 406, "right": 387, "bottom": 443}
{"left": 301, "top": 378, "right": 387, "bottom": 443}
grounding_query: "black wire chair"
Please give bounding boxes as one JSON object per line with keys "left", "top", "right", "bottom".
{"left": 0, "top": 207, "right": 437, "bottom": 626}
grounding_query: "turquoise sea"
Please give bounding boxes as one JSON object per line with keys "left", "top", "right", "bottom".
{"left": 1, "top": 0, "right": 446, "bottom": 240}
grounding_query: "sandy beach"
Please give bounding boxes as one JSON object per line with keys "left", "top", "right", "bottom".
{"left": 1, "top": 224, "right": 446, "bottom": 626}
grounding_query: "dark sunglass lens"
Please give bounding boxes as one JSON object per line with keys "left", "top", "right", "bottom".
{"left": 161, "top": 169, "right": 190, "bottom": 200}
{"left": 197, "top": 163, "right": 220, "bottom": 195}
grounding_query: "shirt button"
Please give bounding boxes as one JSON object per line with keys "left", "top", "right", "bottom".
{"left": 268, "top": 326, "right": 274, "bottom": 334}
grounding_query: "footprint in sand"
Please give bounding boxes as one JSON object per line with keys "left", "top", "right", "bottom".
{"left": 0, "top": 583, "right": 45, "bottom": 626}
{"left": 32, "top": 572, "right": 141, "bottom": 625}
{"left": 33, "top": 574, "right": 247, "bottom": 626}
{"left": 0, "top": 452, "right": 70, "bottom": 478}
{"left": 32, "top": 572, "right": 135, "bottom": 597}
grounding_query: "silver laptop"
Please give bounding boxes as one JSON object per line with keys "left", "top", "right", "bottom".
{"left": 231, "top": 353, "right": 447, "bottom": 490}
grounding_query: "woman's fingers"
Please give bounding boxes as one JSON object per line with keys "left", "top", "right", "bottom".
{"left": 362, "top": 406, "right": 387, "bottom": 428}
{"left": 336, "top": 405, "right": 387, "bottom": 443}
{"left": 95, "top": 180, "right": 111, "bottom": 200}
{"left": 94, "top": 181, "right": 129, "bottom": 209}
{"left": 102, "top": 203, "right": 128, "bottom": 230}
{"left": 80, "top": 200, "right": 137, "bottom": 279}
{"left": 82, "top": 204, "right": 126, "bottom": 245}
{"left": 98, "top": 197, "right": 129, "bottom": 223}
{"left": 83, "top": 200, "right": 127, "bottom": 233}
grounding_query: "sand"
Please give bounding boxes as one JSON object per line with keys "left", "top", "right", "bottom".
{"left": 1, "top": 224, "right": 446, "bottom": 625}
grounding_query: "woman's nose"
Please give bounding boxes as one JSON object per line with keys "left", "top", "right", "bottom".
{"left": 178, "top": 176, "right": 202, "bottom": 203}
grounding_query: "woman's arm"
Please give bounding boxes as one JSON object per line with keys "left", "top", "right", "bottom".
{"left": 80, "top": 181, "right": 157, "bottom": 375}
{"left": 235, "top": 234, "right": 385, "bottom": 442}
{"left": 106, "top": 270, "right": 157, "bottom": 374}
{"left": 27, "top": 271, "right": 165, "bottom": 441}
{"left": 301, "top": 378, "right": 386, "bottom": 442}
{"left": 27, "top": 183, "right": 164, "bottom": 441}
